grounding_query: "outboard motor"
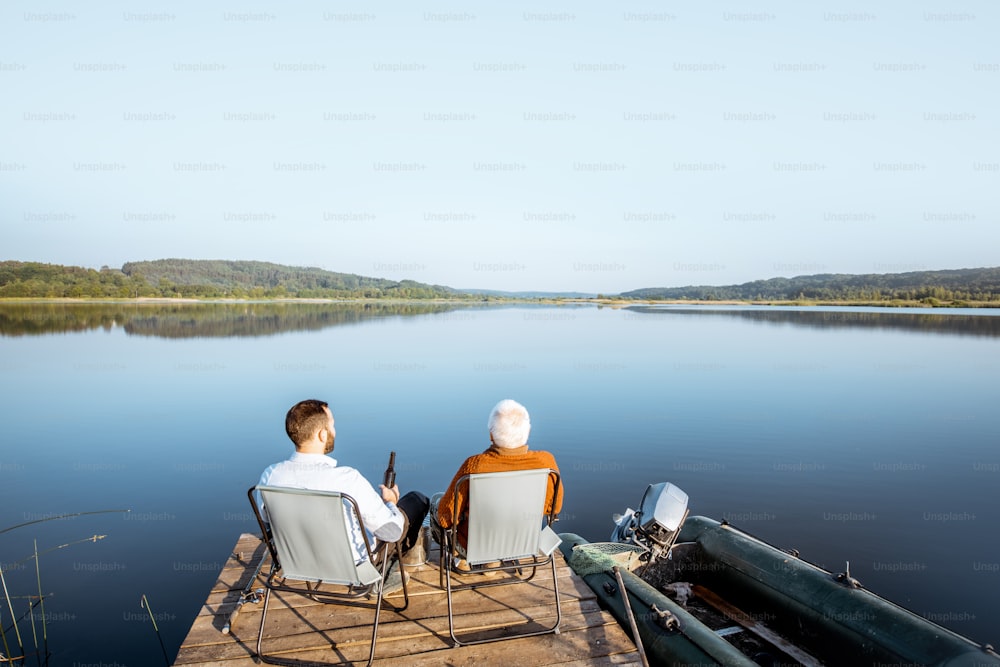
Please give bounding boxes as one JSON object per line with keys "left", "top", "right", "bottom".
{"left": 611, "top": 482, "right": 689, "bottom": 562}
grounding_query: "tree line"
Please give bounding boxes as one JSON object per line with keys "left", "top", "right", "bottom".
{"left": 5, "top": 260, "right": 1000, "bottom": 304}
{"left": 621, "top": 267, "right": 1000, "bottom": 305}
{"left": 0, "top": 260, "right": 466, "bottom": 300}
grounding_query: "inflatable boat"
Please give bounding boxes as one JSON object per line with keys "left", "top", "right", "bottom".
{"left": 561, "top": 483, "right": 999, "bottom": 667}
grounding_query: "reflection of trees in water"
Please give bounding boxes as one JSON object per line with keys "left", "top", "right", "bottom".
{"left": 0, "top": 303, "right": 125, "bottom": 336}
{"left": 0, "top": 302, "right": 484, "bottom": 338}
{"left": 4, "top": 302, "right": 998, "bottom": 338}
{"left": 624, "top": 306, "right": 1000, "bottom": 338}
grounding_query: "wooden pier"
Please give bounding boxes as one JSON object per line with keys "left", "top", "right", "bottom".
{"left": 173, "top": 533, "right": 643, "bottom": 666}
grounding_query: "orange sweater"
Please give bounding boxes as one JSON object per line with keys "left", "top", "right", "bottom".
{"left": 438, "top": 445, "right": 563, "bottom": 547}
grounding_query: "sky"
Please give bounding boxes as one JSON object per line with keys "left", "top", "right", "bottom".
{"left": 1, "top": 1, "right": 997, "bottom": 293}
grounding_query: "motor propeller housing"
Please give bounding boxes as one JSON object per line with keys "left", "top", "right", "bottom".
{"left": 611, "top": 482, "right": 689, "bottom": 561}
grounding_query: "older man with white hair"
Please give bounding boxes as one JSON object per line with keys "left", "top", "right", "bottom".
{"left": 432, "top": 399, "right": 563, "bottom": 558}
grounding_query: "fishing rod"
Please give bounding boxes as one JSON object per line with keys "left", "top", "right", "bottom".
{"left": 140, "top": 594, "right": 170, "bottom": 666}
{"left": 0, "top": 532, "right": 108, "bottom": 663}
{"left": 1, "top": 596, "right": 49, "bottom": 629}
{"left": 0, "top": 514, "right": 118, "bottom": 665}
{"left": 221, "top": 555, "right": 266, "bottom": 635}
{"left": 5, "top": 535, "right": 107, "bottom": 570}
{"left": 0, "top": 510, "right": 130, "bottom": 537}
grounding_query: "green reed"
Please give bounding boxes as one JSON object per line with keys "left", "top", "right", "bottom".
{"left": 1, "top": 510, "right": 129, "bottom": 666}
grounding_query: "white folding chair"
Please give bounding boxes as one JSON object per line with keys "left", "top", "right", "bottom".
{"left": 249, "top": 485, "right": 408, "bottom": 666}
{"left": 438, "top": 469, "right": 562, "bottom": 646}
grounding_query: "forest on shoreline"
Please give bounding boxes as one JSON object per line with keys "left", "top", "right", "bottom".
{"left": 2, "top": 259, "right": 999, "bottom": 307}
{"left": 0, "top": 259, "right": 463, "bottom": 300}
{"left": 622, "top": 266, "right": 1000, "bottom": 306}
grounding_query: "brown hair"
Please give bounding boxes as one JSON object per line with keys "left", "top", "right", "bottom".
{"left": 285, "top": 399, "right": 330, "bottom": 446}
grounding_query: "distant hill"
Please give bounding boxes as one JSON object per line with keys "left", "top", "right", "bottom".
{"left": 121, "top": 259, "right": 463, "bottom": 299}
{"left": 0, "top": 259, "right": 465, "bottom": 299}
{"left": 4, "top": 260, "right": 999, "bottom": 304}
{"left": 620, "top": 267, "right": 1000, "bottom": 303}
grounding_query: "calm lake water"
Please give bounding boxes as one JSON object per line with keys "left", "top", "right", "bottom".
{"left": 1, "top": 301, "right": 998, "bottom": 664}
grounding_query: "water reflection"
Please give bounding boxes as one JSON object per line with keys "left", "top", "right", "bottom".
{"left": 0, "top": 302, "right": 484, "bottom": 338}
{"left": 624, "top": 305, "right": 1000, "bottom": 338}
{"left": 4, "top": 302, "right": 1000, "bottom": 339}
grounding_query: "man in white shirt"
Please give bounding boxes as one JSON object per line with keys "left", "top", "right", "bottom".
{"left": 257, "top": 399, "right": 428, "bottom": 566}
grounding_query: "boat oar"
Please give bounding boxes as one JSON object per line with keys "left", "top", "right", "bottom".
{"left": 613, "top": 566, "right": 650, "bottom": 667}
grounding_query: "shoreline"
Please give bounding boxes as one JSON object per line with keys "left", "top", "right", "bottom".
{"left": 1, "top": 296, "right": 998, "bottom": 308}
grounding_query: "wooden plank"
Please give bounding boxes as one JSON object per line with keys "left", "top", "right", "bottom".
{"left": 175, "top": 618, "right": 638, "bottom": 666}
{"left": 180, "top": 595, "right": 603, "bottom": 648}
{"left": 553, "top": 657, "right": 644, "bottom": 667}
{"left": 174, "top": 622, "right": 642, "bottom": 667}
{"left": 179, "top": 590, "right": 596, "bottom": 653}
{"left": 693, "top": 584, "right": 823, "bottom": 667}
{"left": 174, "top": 534, "right": 639, "bottom": 667}
{"left": 175, "top": 606, "right": 626, "bottom": 664}
{"left": 210, "top": 537, "right": 269, "bottom": 592}
{"left": 377, "top": 622, "right": 641, "bottom": 667}
{"left": 196, "top": 559, "right": 595, "bottom": 618}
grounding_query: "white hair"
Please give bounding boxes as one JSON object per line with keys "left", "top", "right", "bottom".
{"left": 488, "top": 399, "right": 531, "bottom": 448}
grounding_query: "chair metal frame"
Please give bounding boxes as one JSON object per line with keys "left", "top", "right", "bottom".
{"left": 248, "top": 485, "right": 409, "bottom": 666}
{"left": 437, "top": 468, "right": 562, "bottom": 646}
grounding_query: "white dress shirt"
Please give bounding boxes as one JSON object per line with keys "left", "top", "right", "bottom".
{"left": 257, "top": 452, "right": 404, "bottom": 563}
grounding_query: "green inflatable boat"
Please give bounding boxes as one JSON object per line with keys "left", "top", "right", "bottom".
{"left": 561, "top": 483, "right": 998, "bottom": 667}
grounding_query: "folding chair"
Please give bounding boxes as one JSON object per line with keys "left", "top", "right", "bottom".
{"left": 438, "top": 468, "right": 562, "bottom": 646}
{"left": 248, "top": 485, "right": 409, "bottom": 666}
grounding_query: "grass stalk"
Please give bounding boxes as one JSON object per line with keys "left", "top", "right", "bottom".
{"left": 0, "top": 564, "right": 23, "bottom": 661}
{"left": 32, "top": 541, "right": 46, "bottom": 661}
{"left": 0, "top": 600, "right": 14, "bottom": 665}
{"left": 27, "top": 599, "right": 37, "bottom": 667}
